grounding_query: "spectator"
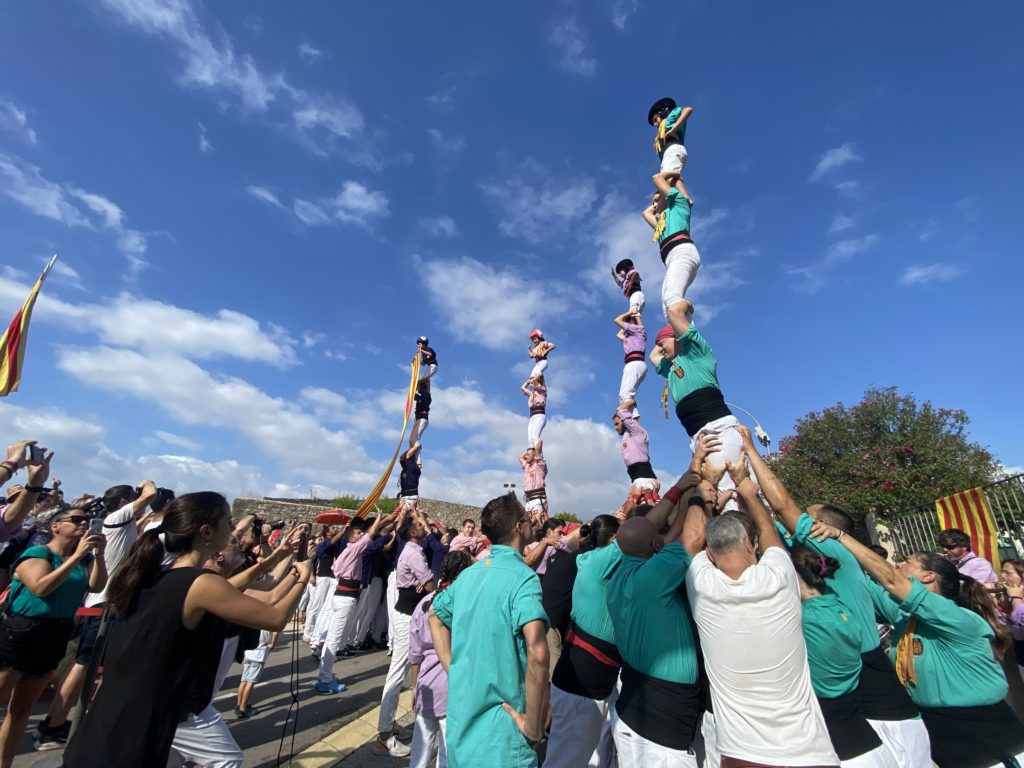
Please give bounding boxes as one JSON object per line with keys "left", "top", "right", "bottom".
{"left": 523, "top": 518, "right": 568, "bottom": 577}
{"left": 235, "top": 630, "right": 276, "bottom": 718}
{"left": 62, "top": 491, "right": 311, "bottom": 768}
{"left": 407, "top": 550, "right": 474, "bottom": 768}
{"left": 0, "top": 505, "right": 107, "bottom": 768}
{"left": 937, "top": 528, "right": 999, "bottom": 583}
{"left": 686, "top": 457, "right": 839, "bottom": 767}
{"left": 812, "top": 521, "right": 1024, "bottom": 767}
{"left": 448, "top": 519, "right": 482, "bottom": 556}
{"left": 37, "top": 480, "right": 159, "bottom": 745}
{"left": 429, "top": 494, "right": 549, "bottom": 768}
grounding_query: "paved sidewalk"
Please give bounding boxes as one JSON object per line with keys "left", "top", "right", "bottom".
{"left": 290, "top": 690, "right": 415, "bottom": 767}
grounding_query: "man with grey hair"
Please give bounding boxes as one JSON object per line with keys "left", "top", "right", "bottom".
{"left": 686, "top": 456, "right": 838, "bottom": 767}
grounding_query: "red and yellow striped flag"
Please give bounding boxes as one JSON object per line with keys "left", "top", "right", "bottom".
{"left": 935, "top": 487, "right": 1000, "bottom": 571}
{"left": 0, "top": 255, "right": 56, "bottom": 397}
{"left": 353, "top": 351, "right": 421, "bottom": 518}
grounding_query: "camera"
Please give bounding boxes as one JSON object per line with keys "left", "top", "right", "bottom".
{"left": 23, "top": 445, "right": 45, "bottom": 464}
{"left": 297, "top": 530, "right": 309, "bottom": 562}
{"left": 270, "top": 520, "right": 286, "bottom": 531}
{"left": 89, "top": 518, "right": 105, "bottom": 535}
{"left": 81, "top": 498, "right": 107, "bottom": 516}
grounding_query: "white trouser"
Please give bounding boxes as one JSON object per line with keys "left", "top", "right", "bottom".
{"left": 386, "top": 571, "right": 398, "bottom": 651}
{"left": 629, "top": 290, "right": 645, "bottom": 315}
{"left": 700, "top": 710, "right": 719, "bottom": 768}
{"left": 530, "top": 359, "right": 548, "bottom": 379}
{"left": 545, "top": 684, "right": 617, "bottom": 768}
{"left": 613, "top": 707, "right": 698, "bottom": 767}
{"left": 353, "top": 576, "right": 384, "bottom": 645}
{"left": 372, "top": 592, "right": 389, "bottom": 642}
{"left": 841, "top": 743, "right": 899, "bottom": 767}
{"left": 318, "top": 593, "right": 358, "bottom": 684}
{"left": 298, "top": 582, "right": 311, "bottom": 612}
{"left": 409, "top": 712, "right": 447, "bottom": 768}
{"left": 170, "top": 705, "right": 244, "bottom": 768}
{"left": 662, "top": 242, "right": 701, "bottom": 320}
{"left": 212, "top": 636, "right": 239, "bottom": 697}
{"left": 410, "top": 418, "right": 428, "bottom": 448}
{"left": 865, "top": 718, "right": 932, "bottom": 768}
{"left": 310, "top": 577, "right": 338, "bottom": 646}
{"left": 660, "top": 143, "right": 688, "bottom": 176}
{"left": 378, "top": 610, "right": 412, "bottom": 732}
{"left": 528, "top": 414, "right": 547, "bottom": 446}
{"left": 303, "top": 576, "right": 336, "bottom": 640}
{"left": 619, "top": 360, "right": 648, "bottom": 414}
{"left": 690, "top": 415, "right": 742, "bottom": 496}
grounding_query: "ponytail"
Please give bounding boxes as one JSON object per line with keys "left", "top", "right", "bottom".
{"left": 106, "top": 491, "right": 230, "bottom": 616}
{"left": 421, "top": 550, "right": 473, "bottom": 613}
{"left": 578, "top": 514, "right": 620, "bottom": 554}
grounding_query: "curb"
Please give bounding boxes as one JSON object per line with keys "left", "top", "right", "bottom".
{"left": 288, "top": 690, "right": 413, "bottom": 767}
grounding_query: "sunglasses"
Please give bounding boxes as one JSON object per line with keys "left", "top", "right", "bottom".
{"left": 57, "top": 515, "right": 89, "bottom": 526}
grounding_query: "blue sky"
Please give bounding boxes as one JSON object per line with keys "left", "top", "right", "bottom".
{"left": 1, "top": 0, "right": 1022, "bottom": 513}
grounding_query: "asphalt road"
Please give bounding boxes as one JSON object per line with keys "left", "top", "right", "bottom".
{"left": 13, "top": 623, "right": 396, "bottom": 768}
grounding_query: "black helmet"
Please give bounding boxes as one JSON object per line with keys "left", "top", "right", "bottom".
{"left": 416, "top": 336, "right": 429, "bottom": 345}
{"left": 647, "top": 97, "right": 677, "bottom": 126}
{"left": 615, "top": 259, "right": 635, "bottom": 274}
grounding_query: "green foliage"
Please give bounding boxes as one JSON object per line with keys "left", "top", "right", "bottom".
{"left": 767, "top": 387, "right": 999, "bottom": 522}
{"left": 330, "top": 495, "right": 399, "bottom": 514}
{"left": 554, "top": 512, "right": 583, "bottom": 524}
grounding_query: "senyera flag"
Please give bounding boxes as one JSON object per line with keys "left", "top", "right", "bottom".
{"left": 935, "top": 487, "right": 1001, "bottom": 571}
{"left": 0, "top": 255, "right": 57, "bottom": 397}
{"left": 353, "top": 351, "right": 421, "bottom": 519}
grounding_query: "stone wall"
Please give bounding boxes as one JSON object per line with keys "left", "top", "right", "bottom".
{"left": 231, "top": 496, "right": 482, "bottom": 529}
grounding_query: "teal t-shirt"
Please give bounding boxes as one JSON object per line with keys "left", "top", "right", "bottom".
{"left": 801, "top": 593, "right": 863, "bottom": 698}
{"left": 658, "top": 190, "right": 692, "bottom": 243}
{"left": 570, "top": 542, "right": 622, "bottom": 644}
{"left": 787, "top": 513, "right": 881, "bottom": 654}
{"left": 871, "top": 579, "right": 1008, "bottom": 708}
{"left": 606, "top": 542, "right": 698, "bottom": 684}
{"left": 10, "top": 546, "right": 89, "bottom": 619}
{"left": 663, "top": 106, "right": 687, "bottom": 145}
{"left": 431, "top": 545, "right": 548, "bottom": 768}
{"left": 654, "top": 324, "right": 720, "bottom": 405}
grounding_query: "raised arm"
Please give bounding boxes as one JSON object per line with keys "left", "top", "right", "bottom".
{"left": 610, "top": 267, "right": 624, "bottom": 287}
{"left": 681, "top": 481, "right": 716, "bottom": 556}
{"left": 613, "top": 310, "right": 634, "bottom": 330}
{"left": 663, "top": 106, "right": 693, "bottom": 138}
{"left": 652, "top": 171, "right": 676, "bottom": 195}
{"left": 729, "top": 454, "right": 784, "bottom": 552}
{"left": 811, "top": 521, "right": 912, "bottom": 602}
{"left": 521, "top": 381, "right": 531, "bottom": 396}
{"left": 3, "top": 451, "right": 52, "bottom": 533}
{"left": 642, "top": 204, "right": 658, "bottom": 230}
{"left": 649, "top": 344, "right": 666, "bottom": 368}
{"left": 186, "top": 559, "right": 312, "bottom": 633}
{"left": 735, "top": 425, "right": 802, "bottom": 533}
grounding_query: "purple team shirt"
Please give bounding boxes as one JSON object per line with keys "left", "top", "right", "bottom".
{"left": 332, "top": 533, "right": 371, "bottom": 580}
{"left": 621, "top": 322, "right": 647, "bottom": 356}
{"left": 616, "top": 409, "right": 650, "bottom": 467}
{"left": 956, "top": 552, "right": 999, "bottom": 583}
{"left": 409, "top": 594, "right": 448, "bottom": 718}
{"left": 397, "top": 540, "right": 434, "bottom": 588}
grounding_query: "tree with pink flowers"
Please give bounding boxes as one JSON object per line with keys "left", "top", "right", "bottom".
{"left": 767, "top": 386, "right": 999, "bottom": 523}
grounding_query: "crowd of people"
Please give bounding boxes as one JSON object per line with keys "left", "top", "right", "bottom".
{"left": 0, "top": 99, "right": 1022, "bottom": 768}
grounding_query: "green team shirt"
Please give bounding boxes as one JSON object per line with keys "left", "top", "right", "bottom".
{"left": 654, "top": 324, "right": 720, "bottom": 405}
{"left": 786, "top": 513, "right": 881, "bottom": 654}
{"left": 801, "top": 593, "right": 863, "bottom": 698}
{"left": 430, "top": 545, "right": 548, "bottom": 768}
{"left": 606, "top": 542, "right": 698, "bottom": 684}
{"left": 570, "top": 542, "right": 622, "bottom": 644}
{"left": 663, "top": 106, "right": 688, "bottom": 145}
{"left": 871, "top": 579, "right": 1008, "bottom": 708}
{"left": 10, "top": 546, "right": 89, "bottom": 619}
{"left": 658, "top": 190, "right": 692, "bottom": 244}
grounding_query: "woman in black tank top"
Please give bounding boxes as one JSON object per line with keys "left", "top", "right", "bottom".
{"left": 63, "top": 492, "right": 312, "bottom": 768}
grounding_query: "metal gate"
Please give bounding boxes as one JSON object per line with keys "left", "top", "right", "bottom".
{"left": 869, "top": 474, "right": 1024, "bottom": 561}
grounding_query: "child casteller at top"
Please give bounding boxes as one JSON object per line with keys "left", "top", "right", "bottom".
{"left": 648, "top": 97, "right": 693, "bottom": 204}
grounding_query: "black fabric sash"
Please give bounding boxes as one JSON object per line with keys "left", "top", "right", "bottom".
{"left": 675, "top": 387, "right": 731, "bottom": 437}
{"left": 626, "top": 461, "right": 656, "bottom": 482}
{"left": 920, "top": 701, "right": 1024, "bottom": 768}
{"left": 616, "top": 662, "right": 699, "bottom": 751}
{"left": 395, "top": 587, "right": 421, "bottom": 616}
{"left": 856, "top": 646, "right": 919, "bottom": 721}
{"left": 817, "top": 690, "right": 883, "bottom": 761}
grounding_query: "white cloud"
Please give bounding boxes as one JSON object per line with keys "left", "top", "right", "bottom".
{"left": 481, "top": 171, "right": 596, "bottom": 244}
{"left": 899, "top": 263, "right": 964, "bottom": 286}
{"left": 297, "top": 42, "right": 323, "bottom": 60}
{"left": 246, "top": 184, "right": 284, "bottom": 209}
{"left": 331, "top": 181, "right": 389, "bottom": 225}
{"left": 833, "top": 180, "right": 861, "bottom": 198}
{"left": 153, "top": 430, "right": 203, "bottom": 451}
{"left": 48, "top": 259, "right": 85, "bottom": 290}
{"left": 787, "top": 234, "right": 879, "bottom": 293}
{"left": 420, "top": 255, "right": 588, "bottom": 349}
{"left": 419, "top": 215, "right": 458, "bottom": 239}
{"left": 0, "top": 154, "right": 149, "bottom": 270}
{"left": 95, "top": 0, "right": 364, "bottom": 154}
{"left": 293, "top": 198, "right": 330, "bottom": 227}
{"left": 0, "top": 98, "right": 37, "bottom": 144}
{"left": 426, "top": 86, "right": 456, "bottom": 111}
{"left": 198, "top": 121, "right": 214, "bottom": 152}
{"left": 809, "top": 143, "right": 861, "bottom": 182}
{"left": 548, "top": 17, "right": 597, "bottom": 76}
{"left": 0, "top": 273, "right": 298, "bottom": 367}
{"left": 829, "top": 214, "right": 855, "bottom": 233}
{"left": 426, "top": 128, "right": 466, "bottom": 154}
{"left": 611, "top": 0, "right": 641, "bottom": 30}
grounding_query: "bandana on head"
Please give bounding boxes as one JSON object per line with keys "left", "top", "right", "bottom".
{"left": 655, "top": 325, "right": 675, "bottom": 343}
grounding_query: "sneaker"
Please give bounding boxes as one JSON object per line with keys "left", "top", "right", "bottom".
{"left": 372, "top": 736, "right": 411, "bottom": 758}
{"left": 33, "top": 722, "right": 69, "bottom": 752}
{"left": 310, "top": 645, "right": 321, "bottom": 658}
{"left": 337, "top": 648, "right": 353, "bottom": 658}
{"left": 345, "top": 643, "right": 360, "bottom": 653}
{"left": 234, "top": 705, "right": 258, "bottom": 719}
{"left": 393, "top": 722, "right": 414, "bottom": 740}
{"left": 314, "top": 680, "right": 347, "bottom": 695}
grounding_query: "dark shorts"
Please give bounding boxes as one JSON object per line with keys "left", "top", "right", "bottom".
{"left": 74, "top": 613, "right": 103, "bottom": 665}
{"left": 0, "top": 613, "right": 74, "bottom": 676}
